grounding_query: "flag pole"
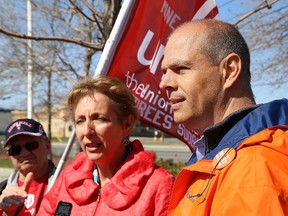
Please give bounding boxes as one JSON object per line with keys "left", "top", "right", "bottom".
{"left": 47, "top": 129, "right": 76, "bottom": 192}
{"left": 27, "top": 0, "right": 33, "bottom": 118}
{"left": 94, "top": 0, "right": 136, "bottom": 77}
{"left": 49, "top": 0, "right": 137, "bottom": 191}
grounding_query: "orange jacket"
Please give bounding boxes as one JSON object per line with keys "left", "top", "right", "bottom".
{"left": 169, "top": 99, "right": 288, "bottom": 215}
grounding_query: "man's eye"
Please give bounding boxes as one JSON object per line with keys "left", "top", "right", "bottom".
{"left": 177, "top": 67, "right": 188, "bottom": 73}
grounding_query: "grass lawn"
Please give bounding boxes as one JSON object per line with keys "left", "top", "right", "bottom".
{"left": 0, "top": 158, "right": 13, "bottom": 168}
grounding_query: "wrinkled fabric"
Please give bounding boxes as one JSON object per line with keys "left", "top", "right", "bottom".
{"left": 37, "top": 140, "right": 174, "bottom": 216}
{"left": 169, "top": 99, "right": 288, "bottom": 215}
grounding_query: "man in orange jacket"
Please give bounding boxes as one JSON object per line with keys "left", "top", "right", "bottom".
{"left": 160, "top": 19, "right": 288, "bottom": 215}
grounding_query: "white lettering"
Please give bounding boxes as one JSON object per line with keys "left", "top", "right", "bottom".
{"left": 160, "top": 0, "right": 182, "bottom": 30}
{"left": 126, "top": 71, "right": 172, "bottom": 114}
{"left": 137, "top": 30, "right": 165, "bottom": 74}
{"left": 134, "top": 97, "right": 173, "bottom": 130}
{"left": 177, "top": 124, "right": 198, "bottom": 145}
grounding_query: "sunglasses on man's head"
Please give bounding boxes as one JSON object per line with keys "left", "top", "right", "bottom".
{"left": 7, "top": 141, "right": 40, "bottom": 156}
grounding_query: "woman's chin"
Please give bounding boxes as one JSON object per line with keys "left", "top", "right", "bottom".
{"left": 85, "top": 151, "right": 102, "bottom": 161}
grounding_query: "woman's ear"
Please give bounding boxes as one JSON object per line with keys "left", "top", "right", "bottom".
{"left": 123, "top": 115, "right": 134, "bottom": 135}
{"left": 222, "top": 53, "right": 242, "bottom": 89}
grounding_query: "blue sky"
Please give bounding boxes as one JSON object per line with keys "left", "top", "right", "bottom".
{"left": 215, "top": 0, "right": 287, "bottom": 104}
{"left": 0, "top": 1, "right": 286, "bottom": 110}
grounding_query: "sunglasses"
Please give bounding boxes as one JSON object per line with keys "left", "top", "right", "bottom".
{"left": 7, "top": 141, "right": 40, "bottom": 156}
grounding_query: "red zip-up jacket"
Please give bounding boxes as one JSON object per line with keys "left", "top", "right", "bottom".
{"left": 37, "top": 140, "right": 174, "bottom": 215}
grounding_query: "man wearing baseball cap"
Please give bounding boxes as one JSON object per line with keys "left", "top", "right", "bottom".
{"left": 0, "top": 118, "right": 56, "bottom": 216}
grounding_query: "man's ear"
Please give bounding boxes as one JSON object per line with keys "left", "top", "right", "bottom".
{"left": 44, "top": 138, "right": 52, "bottom": 154}
{"left": 222, "top": 53, "right": 242, "bottom": 89}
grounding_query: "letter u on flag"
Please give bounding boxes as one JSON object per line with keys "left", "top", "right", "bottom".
{"left": 94, "top": 0, "right": 219, "bottom": 151}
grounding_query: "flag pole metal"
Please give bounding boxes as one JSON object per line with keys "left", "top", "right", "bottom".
{"left": 94, "top": 0, "right": 136, "bottom": 77}
{"left": 27, "top": 0, "right": 33, "bottom": 118}
{"left": 47, "top": 129, "right": 76, "bottom": 192}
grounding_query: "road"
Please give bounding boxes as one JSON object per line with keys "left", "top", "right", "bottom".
{"left": 51, "top": 137, "right": 192, "bottom": 163}
{"left": 143, "top": 145, "right": 191, "bottom": 163}
{"left": 0, "top": 168, "right": 13, "bottom": 182}
{"left": 0, "top": 138, "right": 192, "bottom": 181}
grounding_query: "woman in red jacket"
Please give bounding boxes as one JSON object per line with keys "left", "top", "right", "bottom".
{"left": 37, "top": 76, "right": 174, "bottom": 215}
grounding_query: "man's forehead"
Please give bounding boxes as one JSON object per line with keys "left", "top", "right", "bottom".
{"left": 169, "top": 22, "right": 205, "bottom": 46}
{"left": 162, "top": 40, "right": 200, "bottom": 67}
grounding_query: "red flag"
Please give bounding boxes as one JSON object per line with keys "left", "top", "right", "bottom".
{"left": 100, "top": 0, "right": 219, "bottom": 151}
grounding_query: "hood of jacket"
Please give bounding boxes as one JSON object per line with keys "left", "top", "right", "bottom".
{"left": 204, "top": 98, "right": 288, "bottom": 160}
{"left": 64, "top": 140, "right": 156, "bottom": 209}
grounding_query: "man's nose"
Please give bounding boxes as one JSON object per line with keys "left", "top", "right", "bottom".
{"left": 159, "top": 70, "right": 176, "bottom": 90}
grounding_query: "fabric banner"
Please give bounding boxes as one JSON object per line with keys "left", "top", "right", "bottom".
{"left": 103, "top": 0, "right": 219, "bottom": 151}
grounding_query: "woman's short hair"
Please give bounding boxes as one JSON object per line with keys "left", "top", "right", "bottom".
{"left": 67, "top": 76, "right": 138, "bottom": 124}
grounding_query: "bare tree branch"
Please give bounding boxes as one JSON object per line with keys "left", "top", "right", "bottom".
{"left": 33, "top": 52, "right": 77, "bottom": 85}
{"left": 234, "top": 0, "right": 280, "bottom": 26}
{"left": 0, "top": 28, "right": 104, "bottom": 49}
{"left": 82, "top": 0, "right": 107, "bottom": 40}
{"left": 69, "top": 0, "right": 95, "bottom": 23}
{"left": 69, "top": 0, "right": 107, "bottom": 40}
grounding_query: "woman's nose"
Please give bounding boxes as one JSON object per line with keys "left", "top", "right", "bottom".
{"left": 83, "top": 121, "right": 96, "bottom": 136}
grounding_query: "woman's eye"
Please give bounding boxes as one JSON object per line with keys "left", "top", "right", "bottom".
{"left": 95, "top": 116, "right": 108, "bottom": 122}
{"left": 75, "top": 119, "right": 85, "bottom": 125}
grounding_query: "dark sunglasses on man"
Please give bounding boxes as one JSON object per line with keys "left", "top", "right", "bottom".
{"left": 7, "top": 141, "right": 40, "bottom": 156}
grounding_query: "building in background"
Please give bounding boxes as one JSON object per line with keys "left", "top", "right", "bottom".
{"left": 0, "top": 108, "right": 159, "bottom": 140}
{"left": 0, "top": 108, "right": 73, "bottom": 140}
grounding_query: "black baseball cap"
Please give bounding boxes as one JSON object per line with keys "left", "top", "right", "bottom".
{"left": 4, "top": 118, "right": 47, "bottom": 148}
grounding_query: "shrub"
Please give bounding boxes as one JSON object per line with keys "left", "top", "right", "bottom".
{"left": 155, "top": 158, "right": 185, "bottom": 177}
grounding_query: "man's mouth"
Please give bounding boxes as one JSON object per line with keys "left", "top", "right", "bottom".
{"left": 169, "top": 97, "right": 185, "bottom": 110}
